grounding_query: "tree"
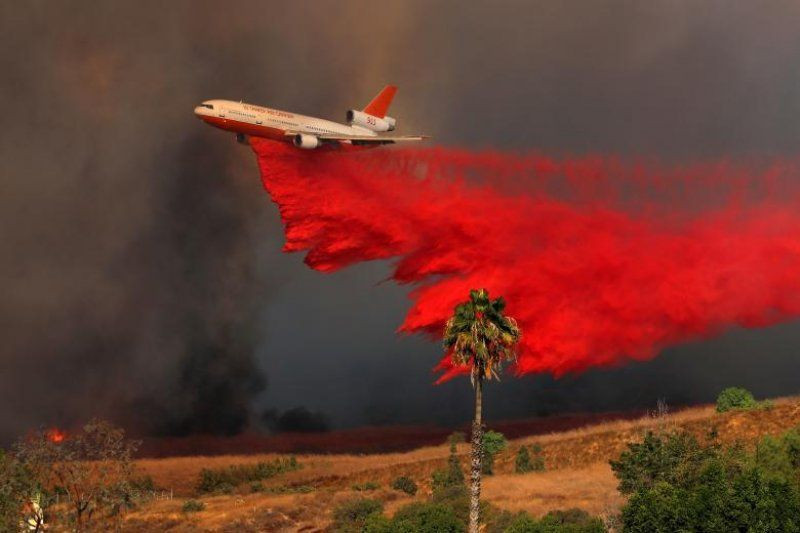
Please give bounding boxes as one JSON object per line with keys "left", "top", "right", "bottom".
{"left": 15, "top": 419, "right": 140, "bottom": 532}
{"left": 611, "top": 427, "right": 800, "bottom": 533}
{"left": 0, "top": 449, "right": 40, "bottom": 532}
{"left": 715, "top": 386, "right": 757, "bottom": 413}
{"left": 443, "top": 288, "right": 521, "bottom": 533}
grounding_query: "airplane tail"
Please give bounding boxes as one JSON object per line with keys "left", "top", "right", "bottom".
{"left": 363, "top": 85, "right": 397, "bottom": 118}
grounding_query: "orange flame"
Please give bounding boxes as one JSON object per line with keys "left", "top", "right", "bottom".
{"left": 46, "top": 428, "right": 66, "bottom": 443}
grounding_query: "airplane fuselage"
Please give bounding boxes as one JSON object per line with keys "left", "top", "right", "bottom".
{"left": 194, "top": 100, "right": 378, "bottom": 144}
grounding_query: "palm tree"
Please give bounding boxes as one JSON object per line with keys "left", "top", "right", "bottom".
{"left": 443, "top": 288, "right": 521, "bottom": 533}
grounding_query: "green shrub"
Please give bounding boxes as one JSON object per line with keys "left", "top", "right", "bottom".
{"left": 390, "top": 475, "right": 417, "bottom": 495}
{"left": 716, "top": 386, "right": 757, "bottom": 413}
{"left": 515, "top": 445, "right": 533, "bottom": 474}
{"left": 516, "top": 444, "right": 545, "bottom": 474}
{"left": 431, "top": 483, "right": 470, "bottom": 523}
{"left": 256, "top": 483, "right": 314, "bottom": 494}
{"left": 196, "top": 456, "right": 300, "bottom": 493}
{"left": 129, "top": 475, "right": 156, "bottom": 492}
{"left": 0, "top": 450, "right": 36, "bottom": 533}
{"left": 332, "top": 498, "right": 383, "bottom": 533}
{"left": 432, "top": 446, "right": 465, "bottom": 494}
{"left": 482, "top": 431, "right": 508, "bottom": 475}
{"left": 760, "top": 399, "right": 776, "bottom": 410}
{"left": 448, "top": 431, "right": 466, "bottom": 447}
{"left": 612, "top": 427, "right": 800, "bottom": 533}
{"left": 352, "top": 481, "right": 379, "bottom": 491}
{"left": 363, "top": 513, "right": 394, "bottom": 533}
{"left": 621, "top": 470, "right": 800, "bottom": 533}
{"left": 182, "top": 499, "right": 205, "bottom": 513}
{"left": 754, "top": 434, "right": 797, "bottom": 481}
{"left": 539, "top": 509, "right": 606, "bottom": 532}
{"left": 483, "top": 508, "right": 525, "bottom": 533}
{"left": 503, "top": 508, "right": 606, "bottom": 532}
{"left": 783, "top": 427, "right": 800, "bottom": 469}
{"left": 504, "top": 513, "right": 540, "bottom": 532}
{"left": 391, "top": 501, "right": 464, "bottom": 532}
{"left": 609, "top": 430, "right": 713, "bottom": 494}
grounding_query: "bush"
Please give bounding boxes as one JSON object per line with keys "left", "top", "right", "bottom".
{"left": 254, "top": 483, "right": 314, "bottom": 494}
{"left": 390, "top": 475, "right": 417, "bottom": 495}
{"left": 363, "top": 513, "right": 394, "bottom": 533}
{"left": 609, "top": 430, "right": 713, "bottom": 495}
{"left": 503, "top": 508, "right": 606, "bottom": 532}
{"left": 332, "top": 498, "right": 383, "bottom": 533}
{"left": 540, "top": 509, "right": 606, "bottom": 532}
{"left": 196, "top": 456, "right": 300, "bottom": 493}
{"left": 783, "top": 427, "right": 800, "bottom": 469}
{"left": 482, "top": 430, "right": 508, "bottom": 475}
{"left": 612, "top": 427, "right": 800, "bottom": 533}
{"left": 516, "top": 444, "right": 545, "bottom": 474}
{"left": 432, "top": 446, "right": 465, "bottom": 494}
{"left": 621, "top": 470, "right": 800, "bottom": 533}
{"left": 182, "top": 499, "right": 205, "bottom": 513}
{"left": 716, "top": 386, "right": 757, "bottom": 413}
{"left": 352, "top": 481, "right": 379, "bottom": 491}
{"left": 391, "top": 501, "right": 464, "bottom": 532}
{"left": 431, "top": 484, "right": 470, "bottom": 523}
{"left": 448, "top": 431, "right": 466, "bottom": 447}
{"left": 483, "top": 508, "right": 526, "bottom": 533}
{"left": 130, "top": 475, "right": 156, "bottom": 491}
{"left": 0, "top": 449, "right": 36, "bottom": 532}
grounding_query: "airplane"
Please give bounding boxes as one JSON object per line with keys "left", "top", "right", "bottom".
{"left": 193, "top": 85, "right": 427, "bottom": 149}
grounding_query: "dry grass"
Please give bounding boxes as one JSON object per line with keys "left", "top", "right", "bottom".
{"left": 483, "top": 462, "right": 623, "bottom": 520}
{"left": 121, "top": 396, "right": 800, "bottom": 531}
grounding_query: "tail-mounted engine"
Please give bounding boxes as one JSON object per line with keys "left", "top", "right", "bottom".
{"left": 346, "top": 110, "right": 396, "bottom": 132}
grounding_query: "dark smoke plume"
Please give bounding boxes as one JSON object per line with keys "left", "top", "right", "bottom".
{"left": 262, "top": 407, "right": 330, "bottom": 433}
{"left": 0, "top": 4, "right": 277, "bottom": 441}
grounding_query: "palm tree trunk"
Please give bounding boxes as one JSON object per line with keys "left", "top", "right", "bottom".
{"left": 469, "top": 377, "right": 483, "bottom": 533}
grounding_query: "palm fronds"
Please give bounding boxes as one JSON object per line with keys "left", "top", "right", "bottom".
{"left": 443, "top": 288, "right": 521, "bottom": 386}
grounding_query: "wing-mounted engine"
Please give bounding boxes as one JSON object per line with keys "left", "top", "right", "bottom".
{"left": 346, "top": 110, "right": 396, "bottom": 132}
{"left": 293, "top": 133, "right": 320, "bottom": 149}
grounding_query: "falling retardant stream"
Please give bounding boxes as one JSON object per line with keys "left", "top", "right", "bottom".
{"left": 251, "top": 138, "right": 800, "bottom": 382}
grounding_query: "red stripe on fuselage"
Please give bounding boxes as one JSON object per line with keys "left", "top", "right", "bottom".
{"left": 201, "top": 115, "right": 288, "bottom": 142}
{"left": 199, "top": 114, "right": 375, "bottom": 151}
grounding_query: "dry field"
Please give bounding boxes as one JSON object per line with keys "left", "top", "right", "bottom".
{"left": 121, "top": 397, "right": 800, "bottom": 532}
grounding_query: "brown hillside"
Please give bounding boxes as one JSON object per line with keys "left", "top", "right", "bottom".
{"left": 124, "top": 397, "right": 800, "bottom": 532}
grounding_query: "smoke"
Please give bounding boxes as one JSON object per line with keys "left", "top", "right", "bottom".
{"left": 0, "top": 3, "right": 278, "bottom": 441}
{"left": 262, "top": 407, "right": 330, "bottom": 433}
{"left": 4, "top": 1, "right": 800, "bottom": 439}
{"left": 253, "top": 139, "right": 800, "bottom": 382}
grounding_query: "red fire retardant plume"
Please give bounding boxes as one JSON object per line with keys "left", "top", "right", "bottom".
{"left": 252, "top": 139, "right": 800, "bottom": 382}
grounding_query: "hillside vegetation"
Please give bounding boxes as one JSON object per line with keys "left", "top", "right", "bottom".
{"left": 117, "top": 396, "right": 800, "bottom": 532}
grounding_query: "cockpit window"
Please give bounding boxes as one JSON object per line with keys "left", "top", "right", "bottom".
{"left": 200, "top": 104, "right": 214, "bottom": 109}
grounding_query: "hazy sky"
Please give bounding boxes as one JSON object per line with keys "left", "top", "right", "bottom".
{"left": 2, "top": 1, "right": 800, "bottom": 440}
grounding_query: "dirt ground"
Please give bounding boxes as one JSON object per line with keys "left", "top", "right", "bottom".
{"left": 119, "top": 397, "right": 800, "bottom": 531}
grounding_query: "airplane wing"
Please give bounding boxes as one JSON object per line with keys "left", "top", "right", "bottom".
{"left": 320, "top": 134, "right": 428, "bottom": 143}
{"left": 285, "top": 132, "right": 428, "bottom": 145}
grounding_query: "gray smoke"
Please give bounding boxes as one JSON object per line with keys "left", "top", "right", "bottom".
{"left": 3, "top": 1, "right": 800, "bottom": 442}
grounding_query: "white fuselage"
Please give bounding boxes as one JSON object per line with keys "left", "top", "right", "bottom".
{"left": 193, "top": 99, "right": 377, "bottom": 143}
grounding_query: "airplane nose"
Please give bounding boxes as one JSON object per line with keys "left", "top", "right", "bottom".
{"left": 194, "top": 105, "right": 204, "bottom": 116}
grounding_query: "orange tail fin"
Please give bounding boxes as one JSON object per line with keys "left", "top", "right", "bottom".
{"left": 363, "top": 85, "right": 397, "bottom": 118}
